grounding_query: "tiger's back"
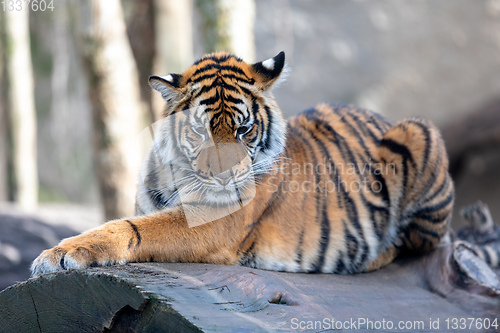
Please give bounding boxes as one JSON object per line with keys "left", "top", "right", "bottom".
{"left": 240, "top": 103, "right": 454, "bottom": 273}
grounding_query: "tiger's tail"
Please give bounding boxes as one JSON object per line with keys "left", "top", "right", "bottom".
{"left": 468, "top": 243, "right": 500, "bottom": 268}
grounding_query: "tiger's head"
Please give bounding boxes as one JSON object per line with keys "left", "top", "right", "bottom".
{"left": 149, "top": 52, "right": 287, "bottom": 206}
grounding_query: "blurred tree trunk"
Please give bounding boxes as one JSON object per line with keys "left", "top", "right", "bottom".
{"left": 196, "top": 0, "right": 255, "bottom": 62}
{"left": 152, "top": 0, "right": 193, "bottom": 119}
{"left": 76, "top": 0, "right": 143, "bottom": 220}
{"left": 3, "top": 9, "right": 38, "bottom": 209}
{"left": 123, "top": 0, "right": 157, "bottom": 124}
{"left": 49, "top": 0, "right": 78, "bottom": 199}
{"left": 124, "top": 0, "right": 194, "bottom": 122}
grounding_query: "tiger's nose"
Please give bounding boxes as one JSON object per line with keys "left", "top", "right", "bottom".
{"left": 213, "top": 171, "right": 233, "bottom": 186}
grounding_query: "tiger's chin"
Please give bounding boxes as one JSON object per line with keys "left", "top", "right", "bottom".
{"left": 202, "top": 180, "right": 256, "bottom": 206}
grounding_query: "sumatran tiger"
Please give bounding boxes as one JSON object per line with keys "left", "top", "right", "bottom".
{"left": 34, "top": 51, "right": 478, "bottom": 276}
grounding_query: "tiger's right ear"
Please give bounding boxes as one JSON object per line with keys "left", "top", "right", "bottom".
{"left": 149, "top": 74, "right": 183, "bottom": 101}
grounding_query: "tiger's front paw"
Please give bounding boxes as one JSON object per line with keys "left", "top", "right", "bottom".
{"left": 31, "top": 238, "right": 123, "bottom": 277}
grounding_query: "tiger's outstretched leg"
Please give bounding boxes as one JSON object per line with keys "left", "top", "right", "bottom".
{"left": 377, "top": 118, "right": 454, "bottom": 257}
{"left": 30, "top": 207, "right": 250, "bottom": 276}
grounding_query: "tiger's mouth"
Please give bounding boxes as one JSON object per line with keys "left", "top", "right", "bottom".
{"left": 193, "top": 168, "right": 254, "bottom": 192}
{"left": 174, "top": 163, "right": 257, "bottom": 207}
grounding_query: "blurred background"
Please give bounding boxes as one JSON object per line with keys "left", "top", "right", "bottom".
{"left": 1, "top": 0, "right": 500, "bottom": 289}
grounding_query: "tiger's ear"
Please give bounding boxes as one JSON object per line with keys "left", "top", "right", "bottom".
{"left": 149, "top": 74, "right": 184, "bottom": 101}
{"left": 251, "top": 51, "right": 287, "bottom": 91}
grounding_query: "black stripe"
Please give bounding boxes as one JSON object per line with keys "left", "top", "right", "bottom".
{"left": 192, "top": 64, "right": 249, "bottom": 78}
{"left": 148, "top": 189, "right": 169, "bottom": 209}
{"left": 412, "top": 121, "right": 432, "bottom": 173}
{"left": 327, "top": 103, "right": 392, "bottom": 132}
{"left": 240, "top": 85, "right": 254, "bottom": 97}
{"left": 303, "top": 109, "right": 339, "bottom": 141}
{"left": 345, "top": 110, "right": 382, "bottom": 145}
{"left": 193, "top": 53, "right": 241, "bottom": 66}
{"left": 404, "top": 121, "right": 434, "bottom": 194}
{"left": 125, "top": 220, "right": 142, "bottom": 248}
{"left": 239, "top": 241, "right": 257, "bottom": 267}
{"left": 189, "top": 73, "right": 217, "bottom": 84}
{"left": 365, "top": 112, "right": 391, "bottom": 136}
{"left": 166, "top": 161, "right": 181, "bottom": 207}
{"left": 145, "top": 160, "right": 172, "bottom": 210}
{"left": 335, "top": 110, "right": 378, "bottom": 159}
{"left": 295, "top": 229, "right": 305, "bottom": 268}
{"left": 146, "top": 174, "right": 160, "bottom": 208}
{"left": 219, "top": 80, "right": 241, "bottom": 93}
{"left": 252, "top": 100, "right": 264, "bottom": 145}
{"left": 260, "top": 105, "right": 273, "bottom": 150}
{"left": 345, "top": 226, "right": 359, "bottom": 263}
{"left": 172, "top": 109, "right": 189, "bottom": 157}
{"left": 423, "top": 174, "right": 450, "bottom": 205}
{"left": 60, "top": 256, "right": 66, "bottom": 270}
{"left": 412, "top": 191, "right": 454, "bottom": 216}
{"left": 481, "top": 247, "right": 492, "bottom": 264}
{"left": 246, "top": 133, "right": 259, "bottom": 145}
{"left": 414, "top": 212, "right": 449, "bottom": 225}
{"left": 416, "top": 150, "right": 443, "bottom": 205}
{"left": 228, "top": 104, "right": 245, "bottom": 114}
{"left": 380, "top": 138, "right": 416, "bottom": 166}
{"left": 334, "top": 253, "right": 346, "bottom": 274}
{"left": 224, "top": 95, "right": 243, "bottom": 105}
{"left": 407, "top": 222, "right": 441, "bottom": 239}
{"left": 220, "top": 74, "right": 254, "bottom": 84}
{"left": 191, "top": 84, "right": 215, "bottom": 100}
{"left": 362, "top": 195, "right": 388, "bottom": 241}
{"left": 401, "top": 228, "right": 416, "bottom": 250}
{"left": 343, "top": 189, "right": 369, "bottom": 267}
{"left": 380, "top": 138, "right": 413, "bottom": 207}
{"left": 190, "top": 71, "right": 254, "bottom": 85}
{"left": 314, "top": 202, "right": 331, "bottom": 271}
{"left": 372, "top": 172, "right": 390, "bottom": 207}
{"left": 199, "top": 89, "right": 221, "bottom": 105}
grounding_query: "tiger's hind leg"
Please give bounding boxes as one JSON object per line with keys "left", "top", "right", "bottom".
{"left": 376, "top": 117, "right": 454, "bottom": 255}
{"left": 364, "top": 246, "right": 399, "bottom": 272}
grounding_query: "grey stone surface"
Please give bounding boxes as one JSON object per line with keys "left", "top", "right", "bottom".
{"left": 0, "top": 214, "right": 76, "bottom": 291}
{"left": 1, "top": 257, "right": 498, "bottom": 332}
{"left": 0, "top": 204, "right": 102, "bottom": 291}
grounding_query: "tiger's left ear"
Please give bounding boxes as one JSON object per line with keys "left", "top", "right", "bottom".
{"left": 149, "top": 74, "right": 184, "bottom": 102}
{"left": 251, "top": 51, "right": 287, "bottom": 91}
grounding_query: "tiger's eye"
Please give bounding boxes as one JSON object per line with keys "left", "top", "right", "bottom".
{"left": 237, "top": 125, "right": 252, "bottom": 136}
{"left": 192, "top": 124, "right": 206, "bottom": 136}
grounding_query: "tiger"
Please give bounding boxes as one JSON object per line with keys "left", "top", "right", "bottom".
{"left": 32, "top": 51, "right": 461, "bottom": 276}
